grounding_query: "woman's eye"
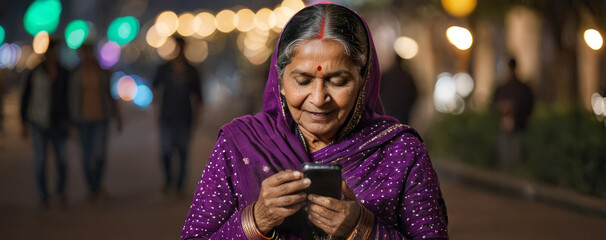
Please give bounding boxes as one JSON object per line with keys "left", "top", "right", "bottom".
{"left": 330, "top": 77, "right": 347, "bottom": 86}
{"left": 295, "top": 78, "right": 311, "bottom": 85}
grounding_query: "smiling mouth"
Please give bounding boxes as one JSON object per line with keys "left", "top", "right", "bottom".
{"left": 306, "top": 110, "right": 335, "bottom": 118}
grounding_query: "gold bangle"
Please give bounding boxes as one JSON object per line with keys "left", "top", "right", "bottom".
{"left": 346, "top": 205, "right": 364, "bottom": 240}
{"left": 241, "top": 202, "right": 276, "bottom": 240}
{"left": 346, "top": 206, "right": 375, "bottom": 240}
{"left": 242, "top": 203, "right": 257, "bottom": 239}
{"left": 360, "top": 207, "right": 374, "bottom": 240}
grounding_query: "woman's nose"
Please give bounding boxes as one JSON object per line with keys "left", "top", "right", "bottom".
{"left": 310, "top": 80, "right": 330, "bottom": 106}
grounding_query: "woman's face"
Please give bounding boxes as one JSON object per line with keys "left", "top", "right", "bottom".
{"left": 281, "top": 39, "right": 362, "bottom": 141}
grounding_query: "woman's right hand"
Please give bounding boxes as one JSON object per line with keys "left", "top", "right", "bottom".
{"left": 254, "top": 170, "right": 311, "bottom": 235}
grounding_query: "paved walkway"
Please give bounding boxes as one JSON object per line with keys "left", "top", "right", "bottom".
{"left": 1, "top": 90, "right": 605, "bottom": 239}
{"left": 440, "top": 180, "right": 606, "bottom": 239}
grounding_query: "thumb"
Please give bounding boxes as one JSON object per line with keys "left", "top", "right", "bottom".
{"left": 341, "top": 181, "right": 356, "bottom": 201}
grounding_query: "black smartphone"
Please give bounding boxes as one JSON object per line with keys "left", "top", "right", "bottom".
{"left": 302, "top": 163, "right": 342, "bottom": 199}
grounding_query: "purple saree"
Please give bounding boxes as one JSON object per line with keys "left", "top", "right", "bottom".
{"left": 182, "top": 3, "right": 448, "bottom": 240}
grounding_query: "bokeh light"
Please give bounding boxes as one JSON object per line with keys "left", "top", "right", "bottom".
{"left": 0, "top": 43, "right": 22, "bottom": 69}
{"left": 393, "top": 36, "right": 419, "bottom": 59}
{"left": 0, "top": 25, "right": 5, "bottom": 44}
{"left": 434, "top": 73, "right": 456, "bottom": 103}
{"left": 184, "top": 39, "right": 208, "bottom": 63}
{"left": 584, "top": 29, "right": 603, "bottom": 50}
{"left": 117, "top": 75, "right": 138, "bottom": 101}
{"left": 156, "top": 11, "right": 179, "bottom": 37}
{"left": 244, "top": 28, "right": 269, "bottom": 51}
{"left": 108, "top": 16, "right": 140, "bottom": 45}
{"left": 177, "top": 12, "right": 196, "bottom": 37}
{"left": 441, "top": 0, "right": 477, "bottom": 18}
{"left": 453, "top": 72, "right": 474, "bottom": 97}
{"left": 24, "top": 0, "right": 62, "bottom": 36}
{"left": 255, "top": 8, "right": 277, "bottom": 31}
{"left": 273, "top": 6, "right": 295, "bottom": 31}
{"left": 133, "top": 84, "right": 153, "bottom": 108}
{"left": 110, "top": 71, "right": 126, "bottom": 99}
{"left": 65, "top": 20, "right": 90, "bottom": 49}
{"left": 157, "top": 37, "right": 178, "bottom": 60}
{"left": 434, "top": 72, "right": 465, "bottom": 114}
{"left": 452, "top": 96, "right": 465, "bottom": 114}
{"left": 236, "top": 9, "right": 256, "bottom": 32}
{"left": 146, "top": 25, "right": 167, "bottom": 48}
{"left": 194, "top": 12, "right": 216, "bottom": 38}
{"left": 111, "top": 73, "right": 153, "bottom": 107}
{"left": 99, "top": 41, "right": 121, "bottom": 69}
{"left": 446, "top": 26, "right": 473, "bottom": 50}
{"left": 215, "top": 9, "right": 237, "bottom": 33}
{"left": 281, "top": 0, "right": 306, "bottom": 13}
{"left": 33, "top": 31, "right": 50, "bottom": 54}
{"left": 591, "top": 93, "right": 605, "bottom": 116}
{"left": 237, "top": 28, "right": 272, "bottom": 65}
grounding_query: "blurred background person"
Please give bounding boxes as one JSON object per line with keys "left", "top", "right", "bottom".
{"left": 152, "top": 37, "right": 202, "bottom": 197}
{"left": 380, "top": 54, "right": 418, "bottom": 124}
{"left": 493, "top": 58, "right": 534, "bottom": 170}
{"left": 19, "top": 38, "right": 70, "bottom": 207}
{"left": 69, "top": 43, "right": 122, "bottom": 201}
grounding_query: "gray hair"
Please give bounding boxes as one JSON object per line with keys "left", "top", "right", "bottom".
{"left": 276, "top": 4, "right": 369, "bottom": 81}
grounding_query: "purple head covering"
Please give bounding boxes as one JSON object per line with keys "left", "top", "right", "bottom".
{"left": 182, "top": 3, "right": 448, "bottom": 240}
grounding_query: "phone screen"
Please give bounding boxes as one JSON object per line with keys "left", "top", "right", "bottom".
{"left": 302, "top": 163, "right": 342, "bottom": 199}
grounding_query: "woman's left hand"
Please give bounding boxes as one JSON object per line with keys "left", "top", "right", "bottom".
{"left": 307, "top": 181, "right": 361, "bottom": 237}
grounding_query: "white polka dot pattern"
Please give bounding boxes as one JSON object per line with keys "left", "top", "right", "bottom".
{"left": 181, "top": 122, "right": 449, "bottom": 239}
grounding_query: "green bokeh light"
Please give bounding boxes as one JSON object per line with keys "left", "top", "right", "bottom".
{"left": 108, "top": 16, "right": 139, "bottom": 45}
{"left": 0, "top": 26, "right": 5, "bottom": 44}
{"left": 65, "top": 20, "right": 89, "bottom": 49}
{"left": 24, "top": 0, "right": 62, "bottom": 36}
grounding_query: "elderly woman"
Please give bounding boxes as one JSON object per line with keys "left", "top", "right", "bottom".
{"left": 182, "top": 3, "right": 448, "bottom": 240}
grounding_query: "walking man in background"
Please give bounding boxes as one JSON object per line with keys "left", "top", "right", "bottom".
{"left": 152, "top": 38, "right": 202, "bottom": 197}
{"left": 20, "top": 39, "right": 70, "bottom": 207}
{"left": 380, "top": 54, "right": 418, "bottom": 124}
{"left": 493, "top": 58, "right": 534, "bottom": 170}
{"left": 70, "top": 43, "right": 122, "bottom": 201}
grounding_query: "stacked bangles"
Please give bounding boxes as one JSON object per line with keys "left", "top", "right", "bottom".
{"left": 242, "top": 202, "right": 277, "bottom": 240}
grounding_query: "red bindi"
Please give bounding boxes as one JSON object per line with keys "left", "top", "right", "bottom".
{"left": 317, "top": 66, "right": 322, "bottom": 71}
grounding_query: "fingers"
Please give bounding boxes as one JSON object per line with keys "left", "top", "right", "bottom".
{"left": 308, "top": 210, "right": 336, "bottom": 233}
{"left": 265, "top": 170, "right": 303, "bottom": 187}
{"left": 267, "top": 201, "right": 306, "bottom": 214}
{"left": 308, "top": 194, "right": 343, "bottom": 212}
{"left": 263, "top": 173, "right": 311, "bottom": 198}
{"left": 285, "top": 201, "right": 306, "bottom": 212}
{"left": 308, "top": 202, "right": 336, "bottom": 222}
{"left": 270, "top": 202, "right": 306, "bottom": 221}
{"left": 256, "top": 170, "right": 311, "bottom": 231}
{"left": 306, "top": 190, "right": 361, "bottom": 238}
{"left": 272, "top": 192, "right": 307, "bottom": 207}
{"left": 307, "top": 200, "right": 359, "bottom": 237}
{"left": 254, "top": 199, "right": 306, "bottom": 233}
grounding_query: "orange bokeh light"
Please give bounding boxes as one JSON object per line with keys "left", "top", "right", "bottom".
{"left": 117, "top": 75, "right": 138, "bottom": 101}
